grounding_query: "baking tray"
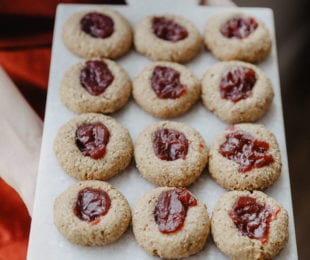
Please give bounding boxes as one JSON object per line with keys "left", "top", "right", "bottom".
{"left": 27, "top": 1, "right": 298, "bottom": 259}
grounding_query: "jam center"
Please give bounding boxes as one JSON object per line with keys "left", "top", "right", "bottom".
{"left": 153, "top": 128, "right": 188, "bottom": 161}
{"left": 219, "top": 130, "right": 274, "bottom": 172}
{"left": 151, "top": 66, "right": 186, "bottom": 99}
{"left": 80, "top": 60, "right": 114, "bottom": 96}
{"left": 152, "top": 16, "right": 188, "bottom": 42}
{"left": 154, "top": 188, "right": 197, "bottom": 234}
{"left": 221, "top": 17, "right": 258, "bottom": 39}
{"left": 80, "top": 12, "right": 114, "bottom": 38}
{"left": 74, "top": 187, "right": 111, "bottom": 223}
{"left": 229, "top": 196, "right": 280, "bottom": 243}
{"left": 220, "top": 66, "right": 256, "bottom": 103}
{"left": 75, "top": 122, "right": 110, "bottom": 160}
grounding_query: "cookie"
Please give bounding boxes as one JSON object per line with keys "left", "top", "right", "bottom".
{"left": 204, "top": 11, "right": 272, "bottom": 62}
{"left": 211, "top": 190, "right": 289, "bottom": 260}
{"left": 60, "top": 59, "right": 131, "bottom": 114}
{"left": 132, "top": 187, "right": 210, "bottom": 258}
{"left": 133, "top": 61, "right": 200, "bottom": 118}
{"left": 54, "top": 113, "right": 133, "bottom": 180}
{"left": 134, "top": 14, "right": 202, "bottom": 63}
{"left": 62, "top": 7, "right": 132, "bottom": 59}
{"left": 134, "top": 121, "right": 208, "bottom": 187}
{"left": 201, "top": 61, "right": 274, "bottom": 123}
{"left": 209, "top": 123, "right": 281, "bottom": 190}
{"left": 53, "top": 180, "right": 131, "bottom": 246}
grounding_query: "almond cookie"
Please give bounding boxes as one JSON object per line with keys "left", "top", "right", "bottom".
{"left": 62, "top": 8, "right": 132, "bottom": 59}
{"left": 54, "top": 113, "right": 133, "bottom": 180}
{"left": 134, "top": 121, "right": 208, "bottom": 187}
{"left": 133, "top": 61, "right": 200, "bottom": 118}
{"left": 54, "top": 180, "right": 131, "bottom": 246}
{"left": 201, "top": 61, "right": 274, "bottom": 123}
{"left": 134, "top": 14, "right": 202, "bottom": 63}
{"left": 211, "top": 190, "right": 289, "bottom": 260}
{"left": 209, "top": 124, "right": 281, "bottom": 190}
{"left": 204, "top": 12, "right": 272, "bottom": 62}
{"left": 132, "top": 187, "right": 210, "bottom": 258}
{"left": 60, "top": 59, "right": 131, "bottom": 114}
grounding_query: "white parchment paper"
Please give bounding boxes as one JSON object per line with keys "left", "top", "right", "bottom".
{"left": 27, "top": 2, "right": 298, "bottom": 259}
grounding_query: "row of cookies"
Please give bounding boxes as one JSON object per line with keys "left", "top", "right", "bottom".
{"left": 63, "top": 7, "right": 271, "bottom": 63}
{"left": 60, "top": 59, "right": 274, "bottom": 123}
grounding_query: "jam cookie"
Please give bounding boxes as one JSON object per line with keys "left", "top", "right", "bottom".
{"left": 132, "top": 187, "right": 210, "bottom": 258}
{"left": 54, "top": 180, "right": 131, "bottom": 246}
{"left": 134, "top": 121, "right": 208, "bottom": 187}
{"left": 201, "top": 61, "right": 274, "bottom": 123}
{"left": 209, "top": 123, "right": 281, "bottom": 190}
{"left": 54, "top": 113, "right": 133, "bottom": 180}
{"left": 134, "top": 14, "right": 202, "bottom": 63}
{"left": 133, "top": 61, "right": 200, "bottom": 118}
{"left": 204, "top": 12, "right": 272, "bottom": 62}
{"left": 60, "top": 59, "right": 131, "bottom": 114}
{"left": 211, "top": 190, "right": 288, "bottom": 259}
{"left": 62, "top": 8, "right": 132, "bottom": 59}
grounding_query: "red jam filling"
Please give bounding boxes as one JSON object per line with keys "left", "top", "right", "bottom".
{"left": 74, "top": 187, "right": 111, "bottom": 223}
{"left": 153, "top": 128, "right": 188, "bottom": 161}
{"left": 80, "top": 12, "right": 114, "bottom": 38}
{"left": 219, "top": 130, "right": 274, "bottom": 172}
{"left": 154, "top": 188, "right": 197, "bottom": 234}
{"left": 151, "top": 66, "right": 186, "bottom": 99}
{"left": 229, "top": 196, "right": 280, "bottom": 243}
{"left": 75, "top": 122, "right": 110, "bottom": 160}
{"left": 220, "top": 67, "right": 256, "bottom": 103}
{"left": 221, "top": 17, "right": 258, "bottom": 39}
{"left": 80, "top": 60, "right": 114, "bottom": 96}
{"left": 152, "top": 16, "right": 188, "bottom": 42}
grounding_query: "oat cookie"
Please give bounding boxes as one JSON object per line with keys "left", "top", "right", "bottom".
{"left": 132, "top": 187, "right": 210, "bottom": 258}
{"left": 62, "top": 7, "right": 132, "bottom": 59}
{"left": 54, "top": 113, "right": 133, "bottom": 180}
{"left": 134, "top": 14, "right": 202, "bottom": 63}
{"left": 204, "top": 11, "right": 272, "bottom": 62}
{"left": 54, "top": 180, "right": 131, "bottom": 246}
{"left": 209, "top": 123, "right": 281, "bottom": 190}
{"left": 201, "top": 61, "right": 274, "bottom": 123}
{"left": 133, "top": 61, "right": 200, "bottom": 118}
{"left": 211, "top": 190, "right": 289, "bottom": 260}
{"left": 60, "top": 59, "right": 131, "bottom": 114}
{"left": 134, "top": 121, "right": 208, "bottom": 187}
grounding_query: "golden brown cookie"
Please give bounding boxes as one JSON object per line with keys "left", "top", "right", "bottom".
{"left": 53, "top": 180, "right": 131, "bottom": 246}
{"left": 54, "top": 113, "right": 133, "bottom": 180}
{"left": 134, "top": 14, "right": 202, "bottom": 63}
{"left": 201, "top": 61, "right": 274, "bottom": 123}
{"left": 209, "top": 123, "right": 281, "bottom": 190}
{"left": 211, "top": 190, "right": 289, "bottom": 260}
{"left": 62, "top": 7, "right": 132, "bottom": 59}
{"left": 132, "top": 187, "right": 210, "bottom": 258}
{"left": 133, "top": 61, "right": 200, "bottom": 118}
{"left": 60, "top": 59, "right": 131, "bottom": 114}
{"left": 204, "top": 11, "right": 272, "bottom": 62}
{"left": 134, "top": 121, "right": 208, "bottom": 187}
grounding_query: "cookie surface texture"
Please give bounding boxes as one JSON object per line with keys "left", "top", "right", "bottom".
{"left": 54, "top": 113, "right": 133, "bottom": 180}
{"left": 134, "top": 14, "right": 202, "bottom": 63}
{"left": 201, "top": 61, "right": 274, "bottom": 123}
{"left": 132, "top": 187, "right": 210, "bottom": 258}
{"left": 62, "top": 7, "right": 132, "bottom": 58}
{"left": 204, "top": 11, "right": 271, "bottom": 62}
{"left": 211, "top": 190, "right": 289, "bottom": 260}
{"left": 134, "top": 121, "right": 208, "bottom": 187}
{"left": 54, "top": 180, "right": 131, "bottom": 246}
{"left": 133, "top": 61, "right": 201, "bottom": 118}
{"left": 209, "top": 123, "right": 281, "bottom": 190}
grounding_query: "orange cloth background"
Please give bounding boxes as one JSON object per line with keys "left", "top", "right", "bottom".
{"left": 0, "top": 1, "right": 124, "bottom": 259}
